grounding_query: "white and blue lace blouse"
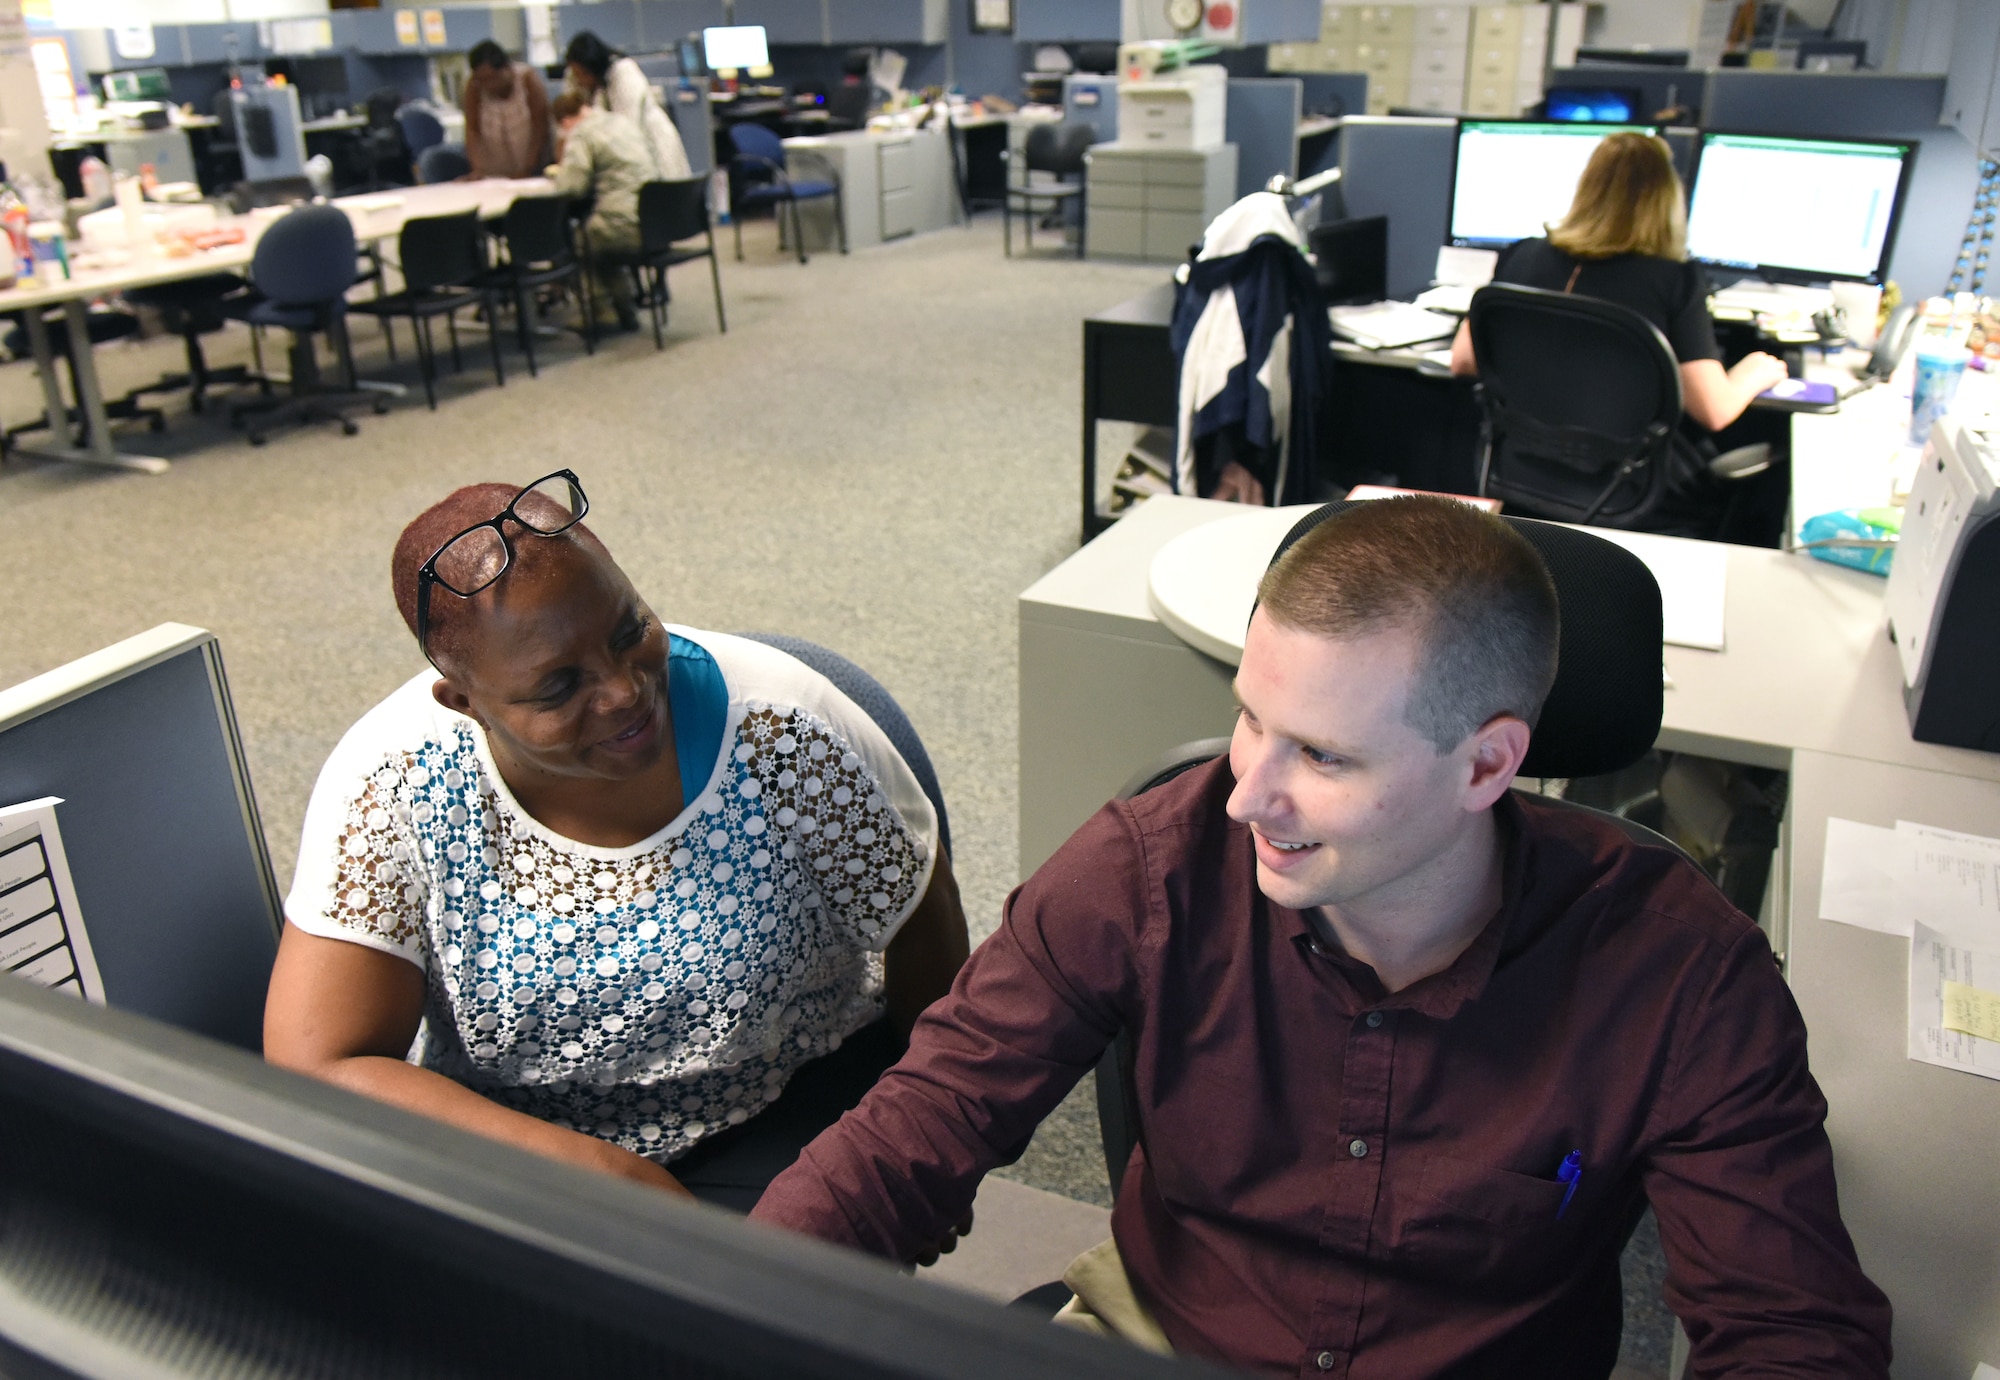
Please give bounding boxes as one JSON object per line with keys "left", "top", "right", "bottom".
{"left": 285, "top": 628, "right": 938, "bottom": 1162}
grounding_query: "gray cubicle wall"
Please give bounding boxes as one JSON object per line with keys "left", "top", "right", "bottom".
{"left": 1225, "top": 78, "right": 1302, "bottom": 198}
{"left": 0, "top": 626, "right": 280, "bottom": 1053}
{"left": 1700, "top": 70, "right": 1976, "bottom": 297}
{"left": 1335, "top": 115, "right": 1456, "bottom": 300}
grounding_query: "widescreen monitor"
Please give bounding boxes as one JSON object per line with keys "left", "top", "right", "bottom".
{"left": 702, "top": 24, "right": 770, "bottom": 73}
{"left": 1448, "top": 119, "right": 1659, "bottom": 249}
{"left": 0, "top": 977, "right": 1212, "bottom": 1380}
{"left": 1685, "top": 131, "right": 1914, "bottom": 285}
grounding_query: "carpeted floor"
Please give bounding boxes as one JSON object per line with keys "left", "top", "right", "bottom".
{"left": 0, "top": 211, "right": 1671, "bottom": 1375}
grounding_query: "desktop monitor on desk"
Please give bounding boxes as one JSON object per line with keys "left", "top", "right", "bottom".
{"left": 1684, "top": 131, "right": 1915, "bottom": 285}
{"left": 702, "top": 25, "right": 770, "bottom": 76}
{"left": 1447, "top": 119, "right": 1660, "bottom": 249}
{"left": 1543, "top": 86, "right": 1642, "bottom": 123}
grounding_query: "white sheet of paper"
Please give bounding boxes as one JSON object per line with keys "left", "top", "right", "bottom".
{"left": 1434, "top": 244, "right": 1497, "bottom": 287}
{"left": 0, "top": 797, "right": 104, "bottom": 1003}
{"left": 1820, "top": 817, "right": 1918, "bottom": 935}
{"left": 1908, "top": 920, "right": 2000, "bottom": 1081}
{"left": 1581, "top": 528, "right": 1729, "bottom": 651}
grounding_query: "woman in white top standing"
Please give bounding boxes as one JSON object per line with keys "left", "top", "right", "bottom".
{"left": 264, "top": 471, "right": 969, "bottom": 1210}
{"left": 564, "top": 31, "right": 693, "bottom": 180}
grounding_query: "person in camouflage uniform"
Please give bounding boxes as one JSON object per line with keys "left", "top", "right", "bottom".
{"left": 550, "top": 91, "right": 656, "bottom": 332}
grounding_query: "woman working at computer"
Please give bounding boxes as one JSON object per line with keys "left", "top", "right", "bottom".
{"left": 263, "top": 473, "right": 969, "bottom": 1211}
{"left": 1448, "top": 132, "right": 1788, "bottom": 430}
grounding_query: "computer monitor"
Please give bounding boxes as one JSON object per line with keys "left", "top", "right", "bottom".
{"left": 1310, "top": 215, "right": 1388, "bottom": 305}
{"left": 702, "top": 25, "right": 770, "bottom": 73}
{"left": 0, "top": 978, "right": 1201, "bottom": 1380}
{"left": 1543, "top": 86, "right": 1642, "bottom": 123}
{"left": 1448, "top": 119, "right": 1659, "bottom": 249}
{"left": 678, "top": 36, "right": 706, "bottom": 77}
{"left": 102, "top": 67, "right": 171, "bottom": 103}
{"left": 1685, "top": 131, "right": 1915, "bottom": 285}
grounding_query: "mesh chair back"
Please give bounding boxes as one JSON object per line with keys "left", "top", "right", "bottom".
{"left": 364, "top": 88, "right": 402, "bottom": 129}
{"left": 416, "top": 144, "right": 472, "bottom": 184}
{"left": 501, "top": 196, "right": 573, "bottom": 266}
{"left": 1267, "top": 500, "right": 1664, "bottom": 779}
{"left": 249, "top": 204, "right": 358, "bottom": 306}
{"left": 727, "top": 122, "right": 786, "bottom": 183}
{"left": 1467, "top": 284, "right": 1684, "bottom": 526}
{"left": 637, "top": 180, "right": 709, "bottom": 254}
{"left": 1027, "top": 121, "right": 1096, "bottom": 176}
{"left": 396, "top": 106, "right": 446, "bottom": 156}
{"left": 398, "top": 211, "right": 483, "bottom": 293}
{"left": 736, "top": 634, "right": 951, "bottom": 858}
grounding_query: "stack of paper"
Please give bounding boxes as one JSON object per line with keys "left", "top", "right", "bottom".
{"left": 1819, "top": 817, "right": 2000, "bottom": 1080}
{"left": 1328, "top": 302, "right": 1459, "bottom": 350}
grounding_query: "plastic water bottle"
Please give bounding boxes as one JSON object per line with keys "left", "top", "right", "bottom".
{"left": 0, "top": 166, "right": 32, "bottom": 279}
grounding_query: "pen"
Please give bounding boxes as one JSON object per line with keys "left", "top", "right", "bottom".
{"left": 1556, "top": 1149, "right": 1583, "bottom": 1220}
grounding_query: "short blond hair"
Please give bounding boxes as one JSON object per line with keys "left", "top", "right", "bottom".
{"left": 1547, "top": 132, "right": 1686, "bottom": 262}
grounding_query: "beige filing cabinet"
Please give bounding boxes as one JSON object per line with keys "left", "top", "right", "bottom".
{"left": 1269, "top": 1, "right": 1581, "bottom": 116}
{"left": 878, "top": 136, "right": 916, "bottom": 239}
{"left": 1086, "top": 143, "right": 1239, "bottom": 263}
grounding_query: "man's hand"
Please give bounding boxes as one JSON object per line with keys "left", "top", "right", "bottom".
{"left": 1210, "top": 460, "right": 1266, "bottom": 506}
{"left": 913, "top": 1208, "right": 975, "bottom": 1267}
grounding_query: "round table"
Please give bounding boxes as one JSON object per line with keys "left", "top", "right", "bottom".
{"left": 1145, "top": 504, "right": 1322, "bottom": 666}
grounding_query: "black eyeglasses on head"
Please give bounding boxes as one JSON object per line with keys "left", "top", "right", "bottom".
{"left": 414, "top": 469, "right": 589, "bottom": 662}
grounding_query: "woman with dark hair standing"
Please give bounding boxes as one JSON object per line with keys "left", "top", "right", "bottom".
{"left": 564, "top": 30, "right": 692, "bottom": 179}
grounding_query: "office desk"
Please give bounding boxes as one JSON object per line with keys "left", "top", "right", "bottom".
{"left": 1018, "top": 493, "right": 2000, "bottom": 1377}
{"left": 1081, "top": 284, "right": 1179, "bottom": 541}
{"left": 0, "top": 178, "right": 550, "bottom": 474}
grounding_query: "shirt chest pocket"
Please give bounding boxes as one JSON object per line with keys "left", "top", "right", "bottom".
{"left": 1390, "top": 1152, "right": 1572, "bottom": 1286}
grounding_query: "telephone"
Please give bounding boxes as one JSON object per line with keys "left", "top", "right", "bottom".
{"left": 1868, "top": 302, "right": 1920, "bottom": 379}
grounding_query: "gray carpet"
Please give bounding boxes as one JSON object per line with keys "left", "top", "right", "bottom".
{"left": 0, "top": 212, "right": 1671, "bottom": 1374}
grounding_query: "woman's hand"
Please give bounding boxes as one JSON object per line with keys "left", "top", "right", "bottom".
{"left": 1210, "top": 460, "right": 1266, "bottom": 506}
{"left": 1727, "top": 350, "right": 1789, "bottom": 395}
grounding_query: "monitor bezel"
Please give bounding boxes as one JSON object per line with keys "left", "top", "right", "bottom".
{"left": 1684, "top": 127, "right": 1917, "bottom": 287}
{"left": 1446, "top": 116, "right": 1663, "bottom": 251}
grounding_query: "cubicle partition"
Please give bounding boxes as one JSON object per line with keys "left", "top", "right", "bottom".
{"left": 1334, "top": 115, "right": 1456, "bottom": 300}
{"left": 1224, "top": 77, "right": 1302, "bottom": 198}
{"left": 0, "top": 625, "right": 280, "bottom": 1054}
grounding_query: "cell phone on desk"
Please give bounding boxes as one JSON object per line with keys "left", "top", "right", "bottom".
{"left": 1754, "top": 378, "right": 1840, "bottom": 412}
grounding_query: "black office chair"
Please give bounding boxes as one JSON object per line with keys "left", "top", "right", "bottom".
{"left": 1092, "top": 501, "right": 1668, "bottom": 1200}
{"left": 0, "top": 309, "right": 168, "bottom": 457}
{"left": 596, "top": 179, "right": 728, "bottom": 350}
{"left": 201, "top": 88, "right": 244, "bottom": 191}
{"left": 123, "top": 274, "right": 256, "bottom": 413}
{"left": 476, "top": 195, "right": 593, "bottom": 376}
{"left": 223, "top": 204, "right": 386, "bottom": 446}
{"left": 1002, "top": 121, "right": 1094, "bottom": 259}
{"left": 347, "top": 210, "right": 506, "bottom": 410}
{"left": 1467, "top": 284, "right": 1773, "bottom": 539}
{"left": 353, "top": 88, "right": 414, "bottom": 191}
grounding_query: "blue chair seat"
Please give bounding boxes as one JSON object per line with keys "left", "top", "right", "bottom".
{"left": 231, "top": 298, "right": 336, "bottom": 332}
{"left": 738, "top": 179, "right": 836, "bottom": 204}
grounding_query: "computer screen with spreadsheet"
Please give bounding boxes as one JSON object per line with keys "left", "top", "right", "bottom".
{"left": 1685, "top": 132, "right": 1914, "bottom": 284}
{"left": 1448, "top": 120, "right": 1659, "bottom": 249}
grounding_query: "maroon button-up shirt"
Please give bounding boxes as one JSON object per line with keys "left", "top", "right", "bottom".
{"left": 753, "top": 761, "right": 1890, "bottom": 1379}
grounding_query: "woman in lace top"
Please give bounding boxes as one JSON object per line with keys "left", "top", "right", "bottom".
{"left": 264, "top": 474, "right": 969, "bottom": 1205}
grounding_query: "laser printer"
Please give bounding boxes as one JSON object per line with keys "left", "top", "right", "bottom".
{"left": 1884, "top": 414, "right": 2000, "bottom": 751}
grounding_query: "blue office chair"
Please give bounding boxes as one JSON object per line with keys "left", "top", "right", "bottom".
{"left": 727, "top": 122, "right": 845, "bottom": 265}
{"left": 224, "top": 204, "right": 386, "bottom": 446}
{"left": 416, "top": 143, "right": 471, "bottom": 185}
{"left": 395, "top": 105, "right": 446, "bottom": 172}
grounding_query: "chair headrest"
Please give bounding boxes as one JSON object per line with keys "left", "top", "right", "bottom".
{"left": 1266, "top": 501, "right": 1663, "bottom": 779}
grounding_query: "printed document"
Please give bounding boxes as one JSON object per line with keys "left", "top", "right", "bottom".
{"left": 0, "top": 798, "right": 104, "bottom": 1002}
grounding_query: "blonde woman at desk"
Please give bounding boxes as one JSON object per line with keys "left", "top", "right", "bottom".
{"left": 1450, "top": 136, "right": 1794, "bottom": 542}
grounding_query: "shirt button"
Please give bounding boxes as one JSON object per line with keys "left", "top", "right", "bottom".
{"left": 1316, "top": 1351, "right": 1337, "bottom": 1371}
{"left": 1348, "top": 1138, "right": 1368, "bottom": 1158}
{"left": 1365, "top": 1011, "right": 1384, "bottom": 1028}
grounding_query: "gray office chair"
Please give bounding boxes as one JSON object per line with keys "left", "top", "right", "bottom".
{"left": 1467, "top": 284, "right": 1772, "bottom": 540}
{"left": 1002, "top": 122, "right": 1095, "bottom": 259}
{"left": 1092, "top": 501, "right": 1670, "bottom": 1198}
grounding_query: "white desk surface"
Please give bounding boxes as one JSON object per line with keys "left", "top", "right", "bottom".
{"left": 0, "top": 178, "right": 552, "bottom": 311}
{"left": 1066, "top": 495, "right": 2000, "bottom": 785}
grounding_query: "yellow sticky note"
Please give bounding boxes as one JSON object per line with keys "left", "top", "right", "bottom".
{"left": 1941, "top": 980, "right": 2000, "bottom": 1043}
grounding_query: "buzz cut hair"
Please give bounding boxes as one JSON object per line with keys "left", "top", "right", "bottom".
{"left": 1256, "top": 496, "right": 1560, "bottom": 752}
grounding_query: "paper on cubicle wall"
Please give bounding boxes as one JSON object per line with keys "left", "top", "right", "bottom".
{"left": 0, "top": 798, "right": 104, "bottom": 1003}
{"left": 1909, "top": 920, "right": 2000, "bottom": 1082}
{"left": 1818, "top": 817, "right": 2000, "bottom": 938}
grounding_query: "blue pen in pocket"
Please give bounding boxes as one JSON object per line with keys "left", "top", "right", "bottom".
{"left": 1556, "top": 1149, "right": 1583, "bottom": 1220}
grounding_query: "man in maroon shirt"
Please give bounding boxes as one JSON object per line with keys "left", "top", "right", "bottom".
{"left": 752, "top": 497, "right": 1891, "bottom": 1379}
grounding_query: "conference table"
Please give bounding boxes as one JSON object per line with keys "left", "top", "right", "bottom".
{"left": 0, "top": 177, "right": 552, "bottom": 475}
{"left": 1019, "top": 470, "right": 2000, "bottom": 1376}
